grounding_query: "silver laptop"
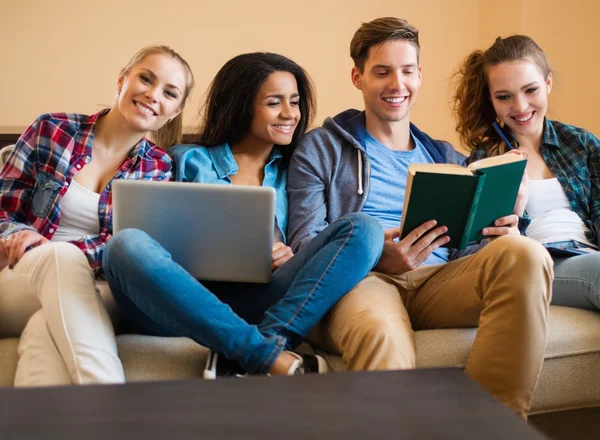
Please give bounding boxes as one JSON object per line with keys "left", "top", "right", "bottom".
{"left": 112, "top": 180, "right": 275, "bottom": 283}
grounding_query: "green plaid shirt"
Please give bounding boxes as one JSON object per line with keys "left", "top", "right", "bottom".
{"left": 470, "top": 119, "right": 600, "bottom": 247}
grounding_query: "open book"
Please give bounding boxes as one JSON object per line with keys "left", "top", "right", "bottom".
{"left": 399, "top": 154, "right": 527, "bottom": 249}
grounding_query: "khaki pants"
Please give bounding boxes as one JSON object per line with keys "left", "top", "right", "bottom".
{"left": 0, "top": 242, "right": 124, "bottom": 386}
{"left": 309, "top": 235, "right": 553, "bottom": 418}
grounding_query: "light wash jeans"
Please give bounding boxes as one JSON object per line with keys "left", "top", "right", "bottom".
{"left": 103, "top": 213, "right": 383, "bottom": 374}
{"left": 546, "top": 241, "right": 600, "bottom": 311}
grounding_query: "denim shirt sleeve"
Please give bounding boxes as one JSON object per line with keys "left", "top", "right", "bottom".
{"left": 171, "top": 144, "right": 225, "bottom": 184}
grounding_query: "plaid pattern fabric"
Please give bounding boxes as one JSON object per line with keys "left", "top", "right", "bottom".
{"left": 470, "top": 119, "right": 600, "bottom": 246}
{"left": 0, "top": 110, "right": 173, "bottom": 274}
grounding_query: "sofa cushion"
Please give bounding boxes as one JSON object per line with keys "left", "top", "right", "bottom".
{"left": 118, "top": 335, "right": 208, "bottom": 382}
{"left": 1, "top": 306, "right": 600, "bottom": 416}
{"left": 0, "top": 338, "right": 18, "bottom": 387}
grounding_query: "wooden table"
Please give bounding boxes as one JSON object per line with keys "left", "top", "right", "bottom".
{"left": 0, "top": 368, "right": 548, "bottom": 439}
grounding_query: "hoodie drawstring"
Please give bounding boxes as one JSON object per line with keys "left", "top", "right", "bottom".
{"left": 357, "top": 149, "right": 364, "bottom": 195}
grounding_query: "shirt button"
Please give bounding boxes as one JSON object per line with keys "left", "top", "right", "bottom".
{"left": 121, "top": 166, "right": 128, "bottom": 171}
{"left": 76, "top": 164, "right": 82, "bottom": 169}
{"left": 99, "top": 208, "right": 105, "bottom": 214}
{"left": 49, "top": 228, "right": 55, "bottom": 233}
{"left": 65, "top": 181, "right": 69, "bottom": 187}
{"left": 85, "top": 156, "right": 91, "bottom": 163}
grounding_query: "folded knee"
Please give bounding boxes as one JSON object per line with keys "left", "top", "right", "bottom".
{"left": 105, "top": 229, "right": 152, "bottom": 262}
{"left": 488, "top": 235, "right": 553, "bottom": 273}
{"left": 486, "top": 236, "right": 553, "bottom": 304}
{"left": 341, "top": 213, "right": 385, "bottom": 262}
{"left": 28, "top": 242, "right": 88, "bottom": 268}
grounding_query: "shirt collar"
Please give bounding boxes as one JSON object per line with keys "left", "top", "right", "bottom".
{"left": 208, "top": 144, "right": 238, "bottom": 179}
{"left": 505, "top": 117, "right": 559, "bottom": 150}
{"left": 127, "top": 138, "right": 151, "bottom": 168}
{"left": 208, "top": 144, "right": 283, "bottom": 179}
{"left": 266, "top": 147, "right": 283, "bottom": 166}
{"left": 73, "top": 108, "right": 149, "bottom": 169}
{"left": 72, "top": 109, "right": 109, "bottom": 158}
{"left": 541, "top": 118, "right": 560, "bottom": 148}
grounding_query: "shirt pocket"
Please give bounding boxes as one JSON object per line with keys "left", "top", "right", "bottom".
{"left": 32, "top": 171, "right": 63, "bottom": 218}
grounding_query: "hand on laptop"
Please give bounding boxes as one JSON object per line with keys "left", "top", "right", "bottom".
{"left": 481, "top": 214, "right": 520, "bottom": 241}
{"left": 375, "top": 220, "right": 450, "bottom": 275}
{"left": 272, "top": 241, "right": 294, "bottom": 271}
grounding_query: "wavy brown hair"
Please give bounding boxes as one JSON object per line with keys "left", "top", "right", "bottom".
{"left": 451, "top": 35, "right": 552, "bottom": 155}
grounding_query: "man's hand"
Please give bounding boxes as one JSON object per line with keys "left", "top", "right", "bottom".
{"left": 0, "top": 230, "right": 49, "bottom": 268}
{"left": 272, "top": 241, "right": 294, "bottom": 271}
{"left": 481, "top": 214, "right": 520, "bottom": 241}
{"left": 375, "top": 220, "right": 450, "bottom": 275}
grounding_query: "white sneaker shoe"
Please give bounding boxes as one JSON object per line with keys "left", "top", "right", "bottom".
{"left": 285, "top": 351, "right": 328, "bottom": 375}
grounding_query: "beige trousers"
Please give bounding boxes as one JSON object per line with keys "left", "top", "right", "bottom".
{"left": 0, "top": 242, "right": 124, "bottom": 386}
{"left": 309, "top": 235, "right": 553, "bottom": 417}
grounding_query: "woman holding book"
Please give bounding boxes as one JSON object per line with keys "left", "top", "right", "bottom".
{"left": 103, "top": 52, "right": 384, "bottom": 377}
{"left": 0, "top": 45, "right": 195, "bottom": 385}
{"left": 452, "top": 35, "right": 600, "bottom": 311}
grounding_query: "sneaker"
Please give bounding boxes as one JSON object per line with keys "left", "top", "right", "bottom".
{"left": 203, "top": 350, "right": 247, "bottom": 380}
{"left": 286, "top": 351, "right": 328, "bottom": 375}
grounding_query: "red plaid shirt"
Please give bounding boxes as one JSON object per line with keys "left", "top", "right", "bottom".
{"left": 0, "top": 110, "right": 172, "bottom": 274}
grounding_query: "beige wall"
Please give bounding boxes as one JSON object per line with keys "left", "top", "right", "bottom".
{"left": 1, "top": 0, "right": 598, "bottom": 150}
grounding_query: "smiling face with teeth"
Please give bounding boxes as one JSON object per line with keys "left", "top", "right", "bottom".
{"left": 488, "top": 59, "right": 552, "bottom": 143}
{"left": 351, "top": 40, "right": 422, "bottom": 133}
{"left": 244, "top": 71, "right": 301, "bottom": 149}
{"left": 115, "top": 53, "right": 188, "bottom": 135}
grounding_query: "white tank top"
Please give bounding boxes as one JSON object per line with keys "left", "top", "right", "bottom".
{"left": 525, "top": 178, "right": 596, "bottom": 247}
{"left": 52, "top": 179, "right": 101, "bottom": 242}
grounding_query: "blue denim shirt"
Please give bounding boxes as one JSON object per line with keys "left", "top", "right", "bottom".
{"left": 170, "top": 143, "right": 288, "bottom": 243}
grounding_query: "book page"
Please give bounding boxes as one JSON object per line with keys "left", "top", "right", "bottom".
{"left": 408, "top": 163, "right": 473, "bottom": 176}
{"left": 468, "top": 154, "right": 525, "bottom": 171}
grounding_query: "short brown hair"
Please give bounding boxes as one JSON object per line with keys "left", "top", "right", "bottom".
{"left": 350, "top": 17, "right": 420, "bottom": 72}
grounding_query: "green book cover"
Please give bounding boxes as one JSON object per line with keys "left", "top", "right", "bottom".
{"left": 399, "top": 156, "right": 526, "bottom": 250}
{"left": 468, "top": 159, "right": 528, "bottom": 243}
{"left": 400, "top": 172, "right": 481, "bottom": 249}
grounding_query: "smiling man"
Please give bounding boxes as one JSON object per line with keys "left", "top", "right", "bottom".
{"left": 287, "top": 17, "right": 553, "bottom": 419}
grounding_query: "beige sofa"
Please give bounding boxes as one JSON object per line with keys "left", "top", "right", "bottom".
{"left": 1, "top": 145, "right": 599, "bottom": 439}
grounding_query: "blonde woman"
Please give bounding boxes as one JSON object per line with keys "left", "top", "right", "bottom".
{"left": 0, "top": 45, "right": 194, "bottom": 386}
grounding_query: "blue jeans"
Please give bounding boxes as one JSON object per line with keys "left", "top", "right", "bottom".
{"left": 546, "top": 240, "right": 600, "bottom": 311}
{"left": 103, "top": 213, "right": 383, "bottom": 374}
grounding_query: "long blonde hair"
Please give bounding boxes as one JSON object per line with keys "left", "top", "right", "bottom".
{"left": 119, "top": 45, "right": 195, "bottom": 148}
{"left": 451, "top": 35, "right": 552, "bottom": 155}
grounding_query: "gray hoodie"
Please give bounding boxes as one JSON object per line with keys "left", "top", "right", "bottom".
{"left": 288, "top": 109, "right": 482, "bottom": 260}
